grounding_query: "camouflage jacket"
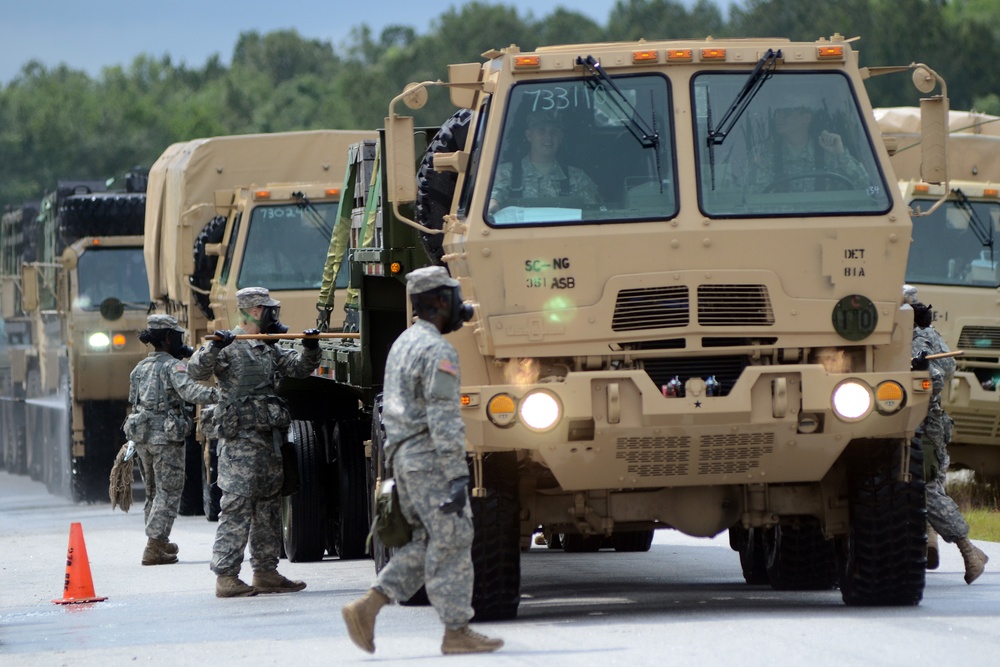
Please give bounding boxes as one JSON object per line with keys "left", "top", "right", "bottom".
{"left": 127, "top": 351, "right": 218, "bottom": 445}
{"left": 187, "top": 327, "right": 321, "bottom": 438}
{"left": 912, "top": 324, "right": 956, "bottom": 408}
{"left": 383, "top": 319, "right": 468, "bottom": 482}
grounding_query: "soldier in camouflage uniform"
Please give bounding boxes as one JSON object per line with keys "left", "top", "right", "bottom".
{"left": 489, "top": 109, "right": 599, "bottom": 215}
{"left": 342, "top": 266, "right": 503, "bottom": 656}
{"left": 187, "top": 287, "right": 322, "bottom": 598}
{"left": 126, "top": 314, "right": 218, "bottom": 566}
{"left": 905, "top": 285, "right": 988, "bottom": 584}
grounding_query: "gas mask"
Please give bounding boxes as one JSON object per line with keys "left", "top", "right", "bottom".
{"left": 259, "top": 305, "right": 289, "bottom": 335}
{"left": 443, "top": 286, "right": 474, "bottom": 333}
{"left": 165, "top": 330, "right": 194, "bottom": 359}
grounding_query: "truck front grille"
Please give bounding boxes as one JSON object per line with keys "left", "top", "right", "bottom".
{"left": 957, "top": 326, "right": 1000, "bottom": 352}
{"left": 612, "top": 286, "right": 689, "bottom": 331}
{"left": 697, "top": 284, "right": 774, "bottom": 326}
{"left": 616, "top": 436, "right": 691, "bottom": 476}
{"left": 698, "top": 432, "right": 775, "bottom": 475}
{"left": 642, "top": 355, "right": 748, "bottom": 396}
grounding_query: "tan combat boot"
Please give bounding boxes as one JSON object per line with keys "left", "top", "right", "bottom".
{"left": 141, "top": 538, "right": 178, "bottom": 566}
{"left": 926, "top": 524, "right": 939, "bottom": 570}
{"left": 161, "top": 541, "right": 179, "bottom": 555}
{"left": 957, "top": 537, "right": 989, "bottom": 584}
{"left": 441, "top": 626, "right": 504, "bottom": 655}
{"left": 252, "top": 570, "right": 306, "bottom": 594}
{"left": 215, "top": 575, "right": 256, "bottom": 598}
{"left": 341, "top": 588, "right": 390, "bottom": 653}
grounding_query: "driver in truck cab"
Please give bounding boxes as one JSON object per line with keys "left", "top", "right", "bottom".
{"left": 489, "top": 109, "right": 600, "bottom": 215}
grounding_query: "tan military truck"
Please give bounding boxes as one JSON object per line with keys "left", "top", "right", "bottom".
{"left": 877, "top": 107, "right": 1000, "bottom": 483}
{"left": 283, "top": 36, "right": 949, "bottom": 618}
{"left": 1, "top": 178, "right": 149, "bottom": 501}
{"left": 143, "top": 129, "right": 373, "bottom": 525}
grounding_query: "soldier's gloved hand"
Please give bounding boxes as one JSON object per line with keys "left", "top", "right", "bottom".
{"left": 912, "top": 350, "right": 929, "bottom": 371}
{"left": 301, "top": 328, "right": 321, "bottom": 350}
{"left": 211, "top": 330, "right": 235, "bottom": 349}
{"left": 439, "top": 477, "right": 469, "bottom": 514}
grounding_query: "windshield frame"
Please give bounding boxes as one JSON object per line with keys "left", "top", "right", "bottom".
{"left": 692, "top": 69, "right": 892, "bottom": 219}
{"left": 906, "top": 196, "right": 1000, "bottom": 288}
{"left": 74, "top": 246, "right": 149, "bottom": 311}
{"left": 484, "top": 72, "right": 678, "bottom": 228}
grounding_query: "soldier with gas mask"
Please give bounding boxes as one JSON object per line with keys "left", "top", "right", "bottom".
{"left": 341, "top": 266, "right": 503, "bottom": 656}
{"left": 125, "top": 314, "right": 218, "bottom": 566}
{"left": 906, "top": 285, "right": 989, "bottom": 583}
{"left": 187, "top": 287, "right": 321, "bottom": 598}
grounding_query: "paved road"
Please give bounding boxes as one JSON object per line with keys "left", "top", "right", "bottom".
{"left": 2, "top": 470, "right": 998, "bottom": 666}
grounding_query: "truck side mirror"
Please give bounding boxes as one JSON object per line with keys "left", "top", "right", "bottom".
{"left": 919, "top": 95, "right": 949, "bottom": 185}
{"left": 386, "top": 114, "right": 417, "bottom": 204}
{"left": 21, "top": 264, "right": 39, "bottom": 312}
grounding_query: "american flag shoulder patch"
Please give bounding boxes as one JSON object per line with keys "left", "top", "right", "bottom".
{"left": 438, "top": 359, "right": 458, "bottom": 376}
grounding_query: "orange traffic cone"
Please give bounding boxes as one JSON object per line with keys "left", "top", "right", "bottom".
{"left": 52, "top": 522, "right": 107, "bottom": 605}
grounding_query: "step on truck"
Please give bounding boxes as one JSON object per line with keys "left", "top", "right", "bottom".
{"left": 878, "top": 107, "right": 1000, "bottom": 485}
{"left": 283, "top": 36, "right": 951, "bottom": 617}
{"left": 143, "top": 129, "right": 374, "bottom": 521}
{"left": 0, "top": 176, "right": 148, "bottom": 501}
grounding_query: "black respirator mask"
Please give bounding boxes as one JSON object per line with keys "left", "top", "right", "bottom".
{"left": 259, "top": 305, "right": 289, "bottom": 335}
{"left": 443, "top": 287, "right": 474, "bottom": 333}
{"left": 166, "top": 330, "right": 194, "bottom": 359}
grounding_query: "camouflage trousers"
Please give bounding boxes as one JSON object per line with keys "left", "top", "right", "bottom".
{"left": 921, "top": 412, "right": 969, "bottom": 543}
{"left": 210, "top": 431, "right": 284, "bottom": 576}
{"left": 375, "top": 447, "right": 475, "bottom": 629}
{"left": 135, "top": 441, "right": 186, "bottom": 541}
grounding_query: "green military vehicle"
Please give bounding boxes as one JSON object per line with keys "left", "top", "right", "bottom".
{"left": 878, "top": 107, "right": 1000, "bottom": 483}
{"left": 280, "top": 36, "right": 949, "bottom": 618}
{"left": 0, "top": 176, "right": 148, "bottom": 501}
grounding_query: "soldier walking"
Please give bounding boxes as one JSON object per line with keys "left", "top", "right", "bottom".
{"left": 187, "top": 287, "right": 321, "bottom": 597}
{"left": 906, "top": 285, "right": 989, "bottom": 583}
{"left": 341, "top": 266, "right": 503, "bottom": 655}
{"left": 126, "top": 314, "right": 217, "bottom": 566}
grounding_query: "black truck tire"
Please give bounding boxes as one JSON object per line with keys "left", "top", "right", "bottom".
{"left": 470, "top": 451, "right": 521, "bottom": 621}
{"left": 178, "top": 435, "right": 205, "bottom": 516}
{"left": 838, "top": 439, "right": 927, "bottom": 606}
{"left": 71, "top": 401, "right": 128, "bottom": 503}
{"left": 763, "top": 521, "right": 838, "bottom": 591}
{"left": 732, "top": 525, "right": 769, "bottom": 585}
{"left": 415, "top": 109, "right": 473, "bottom": 265}
{"left": 612, "top": 530, "right": 655, "bottom": 552}
{"left": 331, "top": 420, "right": 369, "bottom": 560}
{"left": 281, "top": 420, "right": 328, "bottom": 562}
{"left": 59, "top": 193, "right": 146, "bottom": 242}
{"left": 190, "top": 216, "right": 227, "bottom": 319}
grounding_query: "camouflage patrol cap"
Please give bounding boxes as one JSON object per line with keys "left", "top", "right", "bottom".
{"left": 236, "top": 286, "right": 279, "bottom": 310}
{"left": 406, "top": 266, "right": 459, "bottom": 296}
{"left": 147, "top": 314, "right": 184, "bottom": 332}
{"left": 902, "top": 284, "right": 919, "bottom": 305}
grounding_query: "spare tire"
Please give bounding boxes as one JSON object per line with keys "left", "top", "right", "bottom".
{"left": 190, "top": 216, "right": 227, "bottom": 319}
{"left": 415, "top": 109, "right": 473, "bottom": 266}
{"left": 59, "top": 193, "right": 146, "bottom": 242}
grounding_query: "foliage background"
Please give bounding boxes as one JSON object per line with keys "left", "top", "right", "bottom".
{"left": 2, "top": 0, "right": 999, "bottom": 208}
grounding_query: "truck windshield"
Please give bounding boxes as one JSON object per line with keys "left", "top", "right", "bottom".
{"left": 239, "top": 202, "right": 338, "bottom": 290}
{"left": 693, "top": 71, "right": 890, "bottom": 217}
{"left": 906, "top": 197, "right": 1000, "bottom": 287}
{"left": 485, "top": 74, "right": 676, "bottom": 227}
{"left": 75, "top": 247, "right": 149, "bottom": 310}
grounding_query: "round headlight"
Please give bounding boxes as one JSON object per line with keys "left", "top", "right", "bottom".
{"left": 832, "top": 380, "right": 873, "bottom": 421}
{"left": 519, "top": 390, "right": 561, "bottom": 432}
{"left": 88, "top": 332, "right": 111, "bottom": 350}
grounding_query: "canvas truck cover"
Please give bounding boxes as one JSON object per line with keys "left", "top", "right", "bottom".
{"left": 144, "top": 129, "right": 372, "bottom": 302}
{"left": 876, "top": 107, "right": 1000, "bottom": 183}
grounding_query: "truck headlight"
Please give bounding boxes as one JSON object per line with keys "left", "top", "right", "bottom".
{"left": 88, "top": 332, "right": 111, "bottom": 350}
{"left": 519, "top": 390, "right": 561, "bottom": 432}
{"left": 832, "top": 380, "right": 873, "bottom": 421}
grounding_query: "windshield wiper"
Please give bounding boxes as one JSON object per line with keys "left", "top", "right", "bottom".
{"left": 952, "top": 187, "right": 994, "bottom": 259}
{"left": 292, "top": 191, "right": 334, "bottom": 240}
{"left": 951, "top": 188, "right": 993, "bottom": 247}
{"left": 706, "top": 48, "right": 781, "bottom": 147}
{"left": 576, "top": 55, "right": 658, "bottom": 149}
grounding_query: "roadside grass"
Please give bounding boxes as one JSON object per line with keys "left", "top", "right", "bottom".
{"left": 946, "top": 471, "right": 1000, "bottom": 542}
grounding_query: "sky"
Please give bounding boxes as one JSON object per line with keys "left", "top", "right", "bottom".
{"left": 0, "top": 0, "right": 700, "bottom": 85}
